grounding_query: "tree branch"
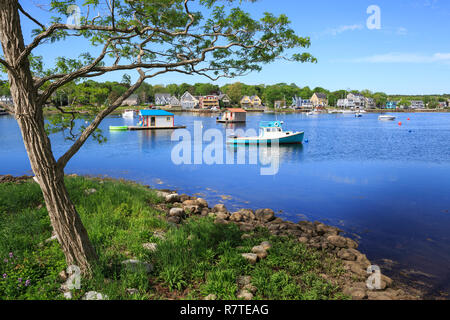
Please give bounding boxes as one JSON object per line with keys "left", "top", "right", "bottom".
{"left": 18, "top": 3, "right": 45, "bottom": 30}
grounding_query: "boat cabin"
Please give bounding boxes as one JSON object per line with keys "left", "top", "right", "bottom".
{"left": 217, "top": 108, "right": 247, "bottom": 123}
{"left": 138, "top": 109, "right": 174, "bottom": 128}
{"left": 259, "top": 121, "right": 284, "bottom": 136}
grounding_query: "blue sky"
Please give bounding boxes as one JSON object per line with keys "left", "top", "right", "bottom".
{"left": 6, "top": 0, "right": 450, "bottom": 94}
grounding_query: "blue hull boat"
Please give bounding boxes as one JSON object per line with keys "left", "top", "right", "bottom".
{"left": 227, "top": 121, "right": 304, "bottom": 145}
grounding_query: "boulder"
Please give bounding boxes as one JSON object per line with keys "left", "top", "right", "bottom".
{"left": 121, "top": 259, "right": 153, "bottom": 274}
{"left": 260, "top": 241, "right": 272, "bottom": 251}
{"left": 230, "top": 212, "right": 243, "bottom": 222}
{"left": 298, "top": 236, "right": 309, "bottom": 244}
{"left": 169, "top": 207, "right": 184, "bottom": 217}
{"left": 239, "top": 223, "right": 255, "bottom": 232}
{"left": 167, "top": 216, "right": 181, "bottom": 224}
{"left": 241, "top": 253, "right": 258, "bottom": 264}
{"left": 179, "top": 194, "right": 190, "bottom": 202}
{"left": 204, "top": 294, "right": 217, "bottom": 300}
{"left": 216, "top": 212, "right": 230, "bottom": 220}
{"left": 196, "top": 198, "right": 208, "bottom": 208}
{"left": 326, "top": 235, "right": 348, "bottom": 248}
{"left": 338, "top": 248, "right": 357, "bottom": 261}
{"left": 142, "top": 243, "right": 158, "bottom": 252}
{"left": 184, "top": 205, "right": 200, "bottom": 215}
{"left": 237, "top": 289, "right": 253, "bottom": 300}
{"left": 243, "top": 284, "right": 257, "bottom": 294}
{"left": 237, "top": 276, "right": 252, "bottom": 287}
{"left": 255, "top": 209, "right": 275, "bottom": 222}
{"left": 237, "top": 209, "right": 255, "bottom": 221}
{"left": 213, "top": 204, "right": 228, "bottom": 213}
{"left": 343, "top": 286, "right": 368, "bottom": 300}
{"left": 165, "top": 194, "right": 180, "bottom": 203}
{"left": 214, "top": 218, "right": 229, "bottom": 225}
{"left": 251, "top": 245, "right": 268, "bottom": 259}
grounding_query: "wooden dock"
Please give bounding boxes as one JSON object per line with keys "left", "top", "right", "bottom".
{"left": 127, "top": 125, "right": 186, "bottom": 130}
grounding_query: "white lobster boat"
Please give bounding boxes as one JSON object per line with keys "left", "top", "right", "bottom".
{"left": 122, "top": 109, "right": 135, "bottom": 119}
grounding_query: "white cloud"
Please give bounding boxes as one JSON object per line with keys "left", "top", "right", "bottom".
{"left": 351, "top": 52, "right": 450, "bottom": 64}
{"left": 321, "top": 24, "right": 364, "bottom": 36}
{"left": 396, "top": 27, "right": 408, "bottom": 35}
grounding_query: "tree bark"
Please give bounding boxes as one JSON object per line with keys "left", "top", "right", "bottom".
{"left": 0, "top": 0, "right": 97, "bottom": 275}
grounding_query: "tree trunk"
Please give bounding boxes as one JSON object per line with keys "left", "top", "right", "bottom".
{"left": 0, "top": 0, "right": 97, "bottom": 275}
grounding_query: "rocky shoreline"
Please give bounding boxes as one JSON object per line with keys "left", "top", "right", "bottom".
{"left": 0, "top": 174, "right": 423, "bottom": 300}
{"left": 154, "top": 189, "right": 421, "bottom": 300}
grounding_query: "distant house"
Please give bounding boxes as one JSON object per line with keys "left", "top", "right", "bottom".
{"left": 438, "top": 101, "right": 447, "bottom": 109}
{"left": 410, "top": 100, "right": 425, "bottom": 109}
{"left": 123, "top": 94, "right": 140, "bottom": 106}
{"left": 385, "top": 101, "right": 397, "bottom": 109}
{"left": 138, "top": 109, "right": 175, "bottom": 128}
{"left": 154, "top": 93, "right": 172, "bottom": 106}
{"left": 292, "top": 96, "right": 312, "bottom": 108}
{"left": 274, "top": 100, "right": 286, "bottom": 109}
{"left": 199, "top": 95, "right": 220, "bottom": 109}
{"left": 337, "top": 98, "right": 356, "bottom": 109}
{"left": 180, "top": 92, "right": 199, "bottom": 109}
{"left": 240, "top": 96, "right": 252, "bottom": 108}
{"left": 217, "top": 108, "right": 247, "bottom": 123}
{"left": 0, "top": 96, "right": 13, "bottom": 105}
{"left": 250, "top": 95, "right": 262, "bottom": 108}
{"left": 347, "top": 93, "right": 365, "bottom": 108}
{"left": 218, "top": 93, "right": 231, "bottom": 107}
{"left": 310, "top": 93, "right": 328, "bottom": 107}
{"left": 168, "top": 96, "right": 181, "bottom": 108}
{"left": 365, "top": 98, "right": 376, "bottom": 109}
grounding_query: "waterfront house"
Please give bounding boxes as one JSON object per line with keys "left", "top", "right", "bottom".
{"left": 168, "top": 96, "right": 181, "bottom": 108}
{"left": 365, "top": 98, "right": 376, "bottom": 109}
{"left": 337, "top": 98, "right": 356, "bottom": 109}
{"left": 180, "top": 91, "right": 199, "bottom": 109}
{"left": 154, "top": 93, "right": 172, "bottom": 106}
{"left": 138, "top": 109, "right": 175, "bottom": 128}
{"left": 199, "top": 95, "right": 220, "bottom": 109}
{"left": 274, "top": 100, "right": 287, "bottom": 109}
{"left": 292, "top": 96, "right": 313, "bottom": 108}
{"left": 347, "top": 93, "right": 366, "bottom": 108}
{"left": 0, "top": 96, "right": 13, "bottom": 105}
{"left": 218, "top": 93, "right": 231, "bottom": 107}
{"left": 310, "top": 93, "right": 328, "bottom": 107}
{"left": 250, "top": 95, "right": 262, "bottom": 108}
{"left": 123, "top": 94, "right": 140, "bottom": 106}
{"left": 217, "top": 108, "right": 247, "bottom": 123}
{"left": 410, "top": 100, "right": 425, "bottom": 109}
{"left": 438, "top": 101, "right": 447, "bottom": 109}
{"left": 240, "top": 96, "right": 252, "bottom": 108}
{"left": 385, "top": 101, "right": 398, "bottom": 109}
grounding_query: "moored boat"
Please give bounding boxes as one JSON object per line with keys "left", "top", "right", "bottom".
{"left": 122, "top": 109, "right": 135, "bottom": 119}
{"left": 109, "top": 126, "right": 128, "bottom": 131}
{"left": 227, "top": 121, "right": 304, "bottom": 145}
{"left": 378, "top": 115, "right": 396, "bottom": 121}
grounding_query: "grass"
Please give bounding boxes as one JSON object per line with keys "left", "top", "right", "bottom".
{"left": 0, "top": 176, "right": 347, "bottom": 300}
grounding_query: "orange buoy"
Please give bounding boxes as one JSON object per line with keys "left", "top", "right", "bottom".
{"left": 398, "top": 122, "right": 402, "bottom": 126}
{"left": 407, "top": 118, "right": 410, "bottom": 121}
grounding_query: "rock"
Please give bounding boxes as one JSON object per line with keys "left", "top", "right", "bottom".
{"left": 201, "top": 208, "right": 210, "bottom": 216}
{"left": 346, "top": 238, "right": 358, "bottom": 249}
{"left": 298, "top": 236, "right": 309, "bottom": 244}
{"left": 83, "top": 291, "right": 108, "bottom": 300}
{"left": 343, "top": 286, "right": 368, "bottom": 300}
{"left": 338, "top": 248, "right": 357, "bottom": 261}
{"left": 169, "top": 207, "right": 184, "bottom": 217}
{"left": 153, "top": 230, "right": 166, "bottom": 240}
{"left": 241, "top": 234, "right": 252, "bottom": 240}
{"left": 216, "top": 212, "right": 229, "bottom": 220}
{"left": 239, "top": 223, "right": 255, "bottom": 232}
{"left": 126, "top": 288, "right": 139, "bottom": 295}
{"left": 184, "top": 205, "right": 200, "bottom": 215}
{"left": 63, "top": 291, "right": 73, "bottom": 299}
{"left": 237, "top": 276, "right": 252, "bottom": 287}
{"left": 196, "top": 198, "right": 208, "bottom": 208}
{"left": 260, "top": 241, "right": 272, "bottom": 251}
{"left": 241, "top": 253, "right": 258, "bottom": 264}
{"left": 230, "top": 212, "right": 243, "bottom": 222}
{"left": 267, "top": 224, "right": 280, "bottom": 231}
{"left": 179, "top": 194, "right": 190, "bottom": 202}
{"left": 183, "top": 199, "right": 199, "bottom": 207}
{"left": 142, "top": 243, "right": 157, "bottom": 252}
{"left": 156, "top": 190, "right": 171, "bottom": 198}
{"left": 251, "top": 245, "right": 268, "bottom": 259}
{"left": 213, "top": 204, "right": 228, "bottom": 213}
{"left": 367, "top": 291, "right": 394, "bottom": 300}
{"left": 243, "top": 284, "right": 257, "bottom": 294}
{"left": 84, "top": 188, "right": 97, "bottom": 195}
{"left": 344, "top": 261, "right": 367, "bottom": 277}
{"left": 255, "top": 209, "right": 275, "bottom": 222}
{"left": 167, "top": 216, "right": 181, "bottom": 224}
{"left": 121, "top": 259, "right": 153, "bottom": 274}
{"left": 237, "top": 209, "right": 255, "bottom": 221}
{"left": 58, "top": 270, "right": 68, "bottom": 282}
{"left": 237, "top": 289, "right": 253, "bottom": 300}
{"left": 204, "top": 294, "right": 217, "bottom": 300}
{"left": 165, "top": 194, "right": 180, "bottom": 203}
{"left": 214, "top": 218, "right": 229, "bottom": 225}
{"left": 326, "top": 235, "right": 349, "bottom": 248}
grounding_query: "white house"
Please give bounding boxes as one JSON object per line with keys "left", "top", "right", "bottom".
{"left": 337, "top": 98, "right": 356, "bottom": 109}
{"left": 154, "top": 93, "right": 172, "bottom": 106}
{"left": 180, "top": 91, "right": 199, "bottom": 109}
{"left": 410, "top": 100, "right": 425, "bottom": 109}
{"left": 0, "top": 96, "right": 13, "bottom": 104}
{"left": 138, "top": 109, "right": 175, "bottom": 128}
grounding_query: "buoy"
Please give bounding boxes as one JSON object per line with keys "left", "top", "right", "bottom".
{"left": 409, "top": 130, "right": 412, "bottom": 133}
{"left": 304, "top": 139, "right": 309, "bottom": 143}
{"left": 398, "top": 122, "right": 402, "bottom": 126}
{"left": 407, "top": 118, "right": 410, "bottom": 121}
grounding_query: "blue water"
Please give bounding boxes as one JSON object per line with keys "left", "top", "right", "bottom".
{"left": 1, "top": 112, "right": 450, "bottom": 295}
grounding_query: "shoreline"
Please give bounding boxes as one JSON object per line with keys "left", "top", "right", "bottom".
{"left": 0, "top": 173, "right": 427, "bottom": 300}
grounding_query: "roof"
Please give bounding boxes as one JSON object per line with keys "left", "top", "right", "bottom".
{"left": 139, "top": 109, "right": 174, "bottom": 116}
{"left": 226, "top": 108, "right": 247, "bottom": 113}
{"left": 313, "top": 93, "right": 327, "bottom": 99}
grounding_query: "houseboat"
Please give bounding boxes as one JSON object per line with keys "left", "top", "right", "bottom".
{"left": 227, "top": 121, "right": 304, "bottom": 145}
{"left": 128, "top": 109, "right": 186, "bottom": 130}
{"left": 217, "top": 108, "right": 247, "bottom": 123}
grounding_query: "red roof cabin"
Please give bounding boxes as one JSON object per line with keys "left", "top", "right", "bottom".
{"left": 217, "top": 108, "right": 247, "bottom": 123}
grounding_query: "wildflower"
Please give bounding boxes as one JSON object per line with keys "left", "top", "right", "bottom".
{"left": 25, "top": 279, "right": 30, "bottom": 286}
{"left": 3, "top": 259, "right": 7, "bottom": 263}
{"left": 18, "top": 278, "right": 22, "bottom": 283}
{"left": 2, "top": 273, "right": 6, "bottom": 279}
{"left": 8, "top": 252, "right": 13, "bottom": 258}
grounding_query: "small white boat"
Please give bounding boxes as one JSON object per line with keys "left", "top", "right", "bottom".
{"left": 227, "top": 121, "right": 304, "bottom": 145}
{"left": 122, "top": 109, "right": 135, "bottom": 119}
{"left": 378, "top": 115, "right": 396, "bottom": 121}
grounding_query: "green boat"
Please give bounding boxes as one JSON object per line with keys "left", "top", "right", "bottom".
{"left": 109, "top": 126, "right": 128, "bottom": 131}
{"left": 227, "top": 121, "right": 304, "bottom": 145}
